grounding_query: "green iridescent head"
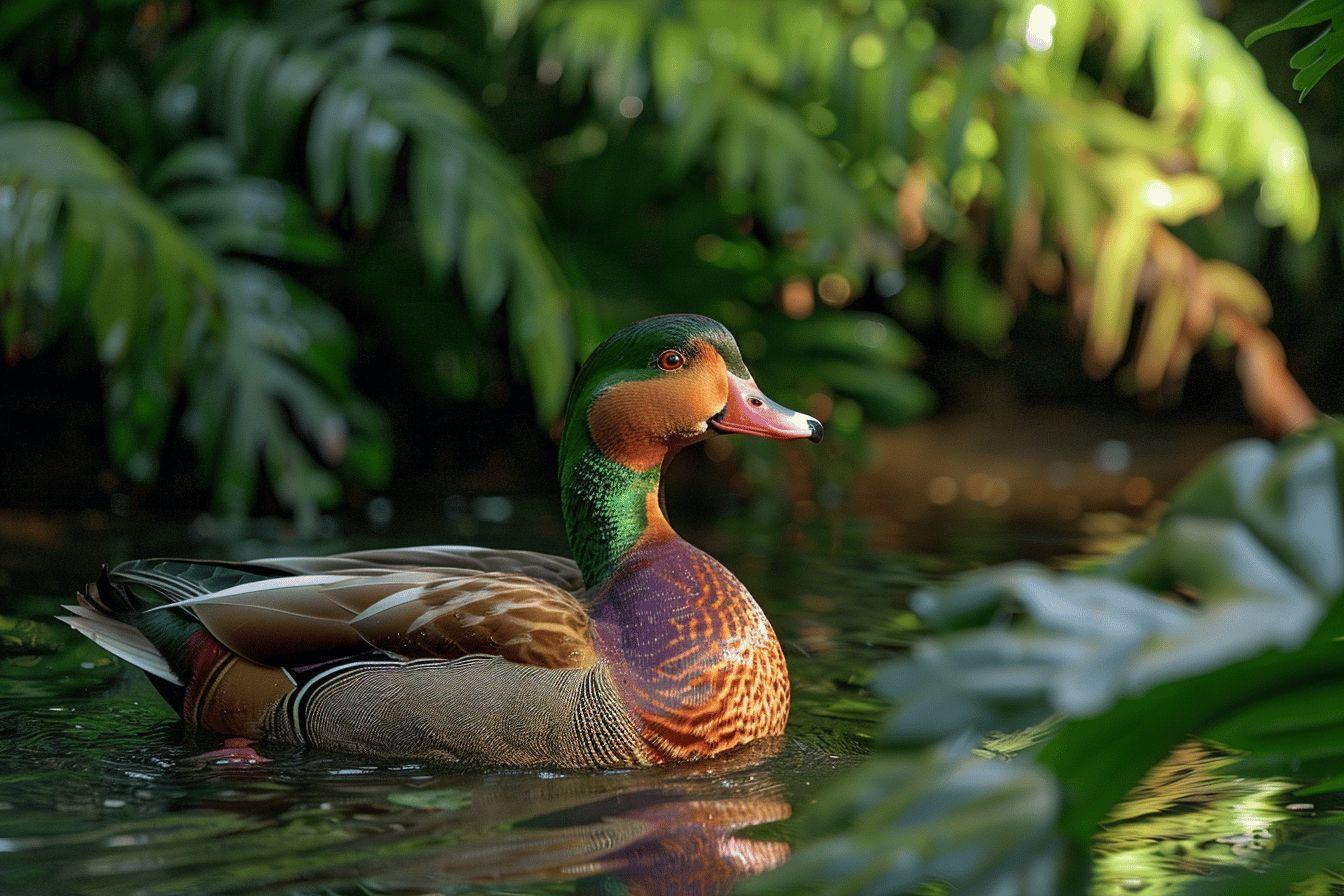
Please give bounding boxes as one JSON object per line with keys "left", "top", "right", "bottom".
{"left": 558, "top": 314, "right": 822, "bottom": 585}
{"left": 560, "top": 314, "right": 820, "bottom": 473}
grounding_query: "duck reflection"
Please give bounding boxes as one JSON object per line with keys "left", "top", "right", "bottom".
{"left": 156, "top": 737, "right": 801, "bottom": 895}
{"left": 379, "top": 741, "right": 793, "bottom": 895}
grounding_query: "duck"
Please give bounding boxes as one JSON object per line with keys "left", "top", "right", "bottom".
{"left": 60, "top": 314, "right": 823, "bottom": 768}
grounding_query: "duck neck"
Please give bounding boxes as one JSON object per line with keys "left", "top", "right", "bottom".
{"left": 560, "top": 441, "right": 674, "bottom": 588}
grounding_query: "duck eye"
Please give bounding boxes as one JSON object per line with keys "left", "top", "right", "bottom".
{"left": 656, "top": 349, "right": 685, "bottom": 371}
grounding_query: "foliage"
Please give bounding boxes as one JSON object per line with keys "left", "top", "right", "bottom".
{"left": 0, "top": 118, "right": 387, "bottom": 522}
{"left": 748, "top": 746, "right": 1062, "bottom": 894}
{"left": 500, "top": 0, "right": 1319, "bottom": 408}
{"left": 1247, "top": 0, "right": 1344, "bottom": 99}
{"left": 0, "top": 0, "right": 1327, "bottom": 517}
{"left": 761, "top": 421, "right": 1344, "bottom": 893}
{"left": 164, "top": 5, "right": 574, "bottom": 415}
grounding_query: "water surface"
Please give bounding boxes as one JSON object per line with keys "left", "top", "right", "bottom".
{"left": 0, "top": 503, "right": 1330, "bottom": 894}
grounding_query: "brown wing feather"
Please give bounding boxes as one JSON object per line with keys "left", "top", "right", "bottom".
{"left": 170, "top": 571, "right": 594, "bottom": 670}
{"left": 254, "top": 546, "right": 585, "bottom": 594}
{"left": 351, "top": 574, "right": 595, "bottom": 668}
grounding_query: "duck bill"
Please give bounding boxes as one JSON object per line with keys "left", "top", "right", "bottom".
{"left": 709, "top": 374, "right": 823, "bottom": 443}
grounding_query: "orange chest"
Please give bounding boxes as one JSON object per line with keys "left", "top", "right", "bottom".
{"left": 589, "top": 540, "right": 791, "bottom": 761}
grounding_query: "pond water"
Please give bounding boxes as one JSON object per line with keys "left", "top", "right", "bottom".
{"left": 0, "top": 500, "right": 1332, "bottom": 894}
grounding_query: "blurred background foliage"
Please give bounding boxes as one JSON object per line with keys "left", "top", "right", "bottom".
{"left": 0, "top": 0, "right": 1340, "bottom": 523}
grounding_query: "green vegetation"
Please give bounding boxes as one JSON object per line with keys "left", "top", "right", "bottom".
{"left": 1247, "top": 1, "right": 1344, "bottom": 99}
{"left": 0, "top": 0, "right": 1329, "bottom": 521}
{"left": 756, "top": 420, "right": 1344, "bottom": 893}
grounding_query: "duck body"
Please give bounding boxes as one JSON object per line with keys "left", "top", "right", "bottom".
{"left": 63, "top": 315, "right": 817, "bottom": 768}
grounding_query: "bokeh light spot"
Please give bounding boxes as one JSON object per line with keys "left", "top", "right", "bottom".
{"left": 818, "top": 273, "right": 853, "bottom": 307}
{"left": 1024, "top": 3, "right": 1057, "bottom": 52}
{"left": 927, "top": 475, "right": 958, "bottom": 505}
{"left": 850, "top": 32, "right": 887, "bottom": 70}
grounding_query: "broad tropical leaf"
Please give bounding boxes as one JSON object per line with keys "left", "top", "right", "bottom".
{"left": 746, "top": 747, "right": 1062, "bottom": 895}
{"left": 780, "top": 422, "right": 1344, "bottom": 891}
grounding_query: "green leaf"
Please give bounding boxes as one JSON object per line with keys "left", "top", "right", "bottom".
{"left": 223, "top": 28, "right": 282, "bottom": 159}
{"left": 461, "top": 202, "right": 509, "bottom": 318}
{"left": 189, "top": 261, "right": 389, "bottom": 525}
{"left": 1292, "top": 30, "right": 1344, "bottom": 98}
{"left": 254, "top": 50, "right": 328, "bottom": 173}
{"left": 159, "top": 156, "right": 341, "bottom": 265}
{"left": 149, "top": 141, "right": 239, "bottom": 193}
{"left": 874, "top": 423, "right": 1344, "bottom": 846}
{"left": 762, "top": 312, "right": 923, "bottom": 369}
{"left": 1245, "top": 0, "right": 1344, "bottom": 46}
{"left": 777, "top": 422, "right": 1344, "bottom": 891}
{"left": 745, "top": 749, "right": 1061, "bottom": 896}
{"left": 509, "top": 243, "right": 572, "bottom": 421}
{"left": 348, "top": 112, "right": 403, "bottom": 229}
{"left": 944, "top": 254, "right": 1015, "bottom": 353}
{"left": 306, "top": 79, "right": 366, "bottom": 215}
{"left": 409, "top": 141, "right": 465, "bottom": 283}
{"left": 810, "top": 360, "right": 935, "bottom": 428}
{"left": 175, "top": 16, "right": 577, "bottom": 420}
{"left": 0, "top": 120, "right": 381, "bottom": 522}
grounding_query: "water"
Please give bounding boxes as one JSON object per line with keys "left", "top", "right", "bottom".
{"left": 0, "top": 502, "right": 1332, "bottom": 894}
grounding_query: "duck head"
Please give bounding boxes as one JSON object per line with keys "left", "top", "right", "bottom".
{"left": 559, "top": 314, "right": 821, "bottom": 586}
{"left": 562, "top": 314, "right": 822, "bottom": 473}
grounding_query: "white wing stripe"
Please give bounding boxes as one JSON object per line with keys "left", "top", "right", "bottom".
{"left": 150, "top": 574, "right": 351, "bottom": 610}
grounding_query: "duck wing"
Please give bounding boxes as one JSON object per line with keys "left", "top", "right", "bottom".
{"left": 253, "top": 545, "right": 584, "bottom": 595}
{"left": 121, "top": 560, "right": 594, "bottom": 671}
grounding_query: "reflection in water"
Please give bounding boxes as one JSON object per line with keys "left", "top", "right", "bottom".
{"left": 1093, "top": 740, "right": 1301, "bottom": 895}
{"left": 0, "top": 689, "right": 810, "bottom": 896}
{"left": 357, "top": 744, "right": 793, "bottom": 895}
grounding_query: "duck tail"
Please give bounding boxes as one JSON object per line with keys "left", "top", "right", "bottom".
{"left": 60, "top": 564, "right": 203, "bottom": 715}
{"left": 77, "top": 564, "right": 131, "bottom": 614}
{"left": 59, "top": 604, "right": 182, "bottom": 686}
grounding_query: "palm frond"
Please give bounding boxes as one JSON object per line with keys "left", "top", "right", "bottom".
{"left": 182, "top": 260, "right": 389, "bottom": 527}
{"left": 0, "top": 120, "right": 212, "bottom": 475}
{"left": 164, "top": 8, "right": 573, "bottom": 418}
{"left": 0, "top": 119, "right": 388, "bottom": 521}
